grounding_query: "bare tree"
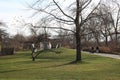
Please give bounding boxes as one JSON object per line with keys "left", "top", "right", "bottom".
{"left": 109, "top": 0, "right": 120, "bottom": 45}
{"left": 0, "top": 22, "right": 8, "bottom": 46}
{"left": 30, "top": 0, "right": 101, "bottom": 62}
{"left": 12, "top": 34, "right": 26, "bottom": 50}
{"left": 87, "top": 17, "right": 101, "bottom": 46}
{"left": 95, "top": 4, "right": 113, "bottom": 46}
{"left": 0, "top": 22, "right": 6, "bottom": 27}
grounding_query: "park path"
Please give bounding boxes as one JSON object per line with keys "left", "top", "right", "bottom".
{"left": 83, "top": 51, "right": 120, "bottom": 59}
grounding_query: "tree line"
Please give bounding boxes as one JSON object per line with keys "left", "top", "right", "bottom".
{"left": 28, "top": 0, "right": 120, "bottom": 62}
{"left": 0, "top": 0, "right": 120, "bottom": 62}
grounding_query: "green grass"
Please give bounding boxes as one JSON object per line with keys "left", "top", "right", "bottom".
{"left": 0, "top": 48, "right": 120, "bottom": 80}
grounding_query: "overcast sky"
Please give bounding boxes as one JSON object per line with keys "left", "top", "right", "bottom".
{"left": 0, "top": 0, "right": 103, "bottom": 36}
{"left": 0, "top": 0, "right": 34, "bottom": 36}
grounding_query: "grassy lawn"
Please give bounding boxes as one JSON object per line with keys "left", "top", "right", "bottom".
{"left": 0, "top": 48, "right": 120, "bottom": 80}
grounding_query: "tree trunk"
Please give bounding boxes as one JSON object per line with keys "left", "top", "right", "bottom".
{"left": 76, "top": 32, "right": 82, "bottom": 61}
{"left": 96, "top": 37, "right": 100, "bottom": 46}
{"left": 105, "top": 36, "right": 108, "bottom": 46}
{"left": 75, "top": 0, "right": 82, "bottom": 62}
{"left": 75, "top": 22, "right": 82, "bottom": 61}
{"left": 115, "top": 31, "right": 118, "bottom": 45}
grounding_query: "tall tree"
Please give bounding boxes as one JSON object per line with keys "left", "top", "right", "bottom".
{"left": 96, "top": 4, "right": 113, "bottom": 46}
{"left": 87, "top": 17, "right": 101, "bottom": 46}
{"left": 31, "top": 0, "right": 101, "bottom": 62}
{"left": 111, "top": 0, "right": 120, "bottom": 45}
{"left": 0, "top": 22, "right": 8, "bottom": 51}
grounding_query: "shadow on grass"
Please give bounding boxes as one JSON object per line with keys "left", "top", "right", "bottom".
{"left": 0, "top": 69, "right": 28, "bottom": 73}
{"left": 0, "top": 60, "right": 90, "bottom": 74}
{"left": 43, "top": 60, "right": 90, "bottom": 68}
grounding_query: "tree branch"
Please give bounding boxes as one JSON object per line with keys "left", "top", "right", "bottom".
{"left": 32, "top": 7, "right": 74, "bottom": 23}
{"left": 81, "top": 0, "right": 92, "bottom": 11}
{"left": 53, "top": 0, "right": 75, "bottom": 21}
{"left": 81, "top": 0, "right": 101, "bottom": 25}
{"left": 34, "top": 26, "right": 76, "bottom": 33}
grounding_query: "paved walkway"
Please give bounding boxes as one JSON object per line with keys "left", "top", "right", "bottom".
{"left": 83, "top": 51, "right": 120, "bottom": 59}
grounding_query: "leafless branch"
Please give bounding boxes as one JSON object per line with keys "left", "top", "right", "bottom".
{"left": 34, "top": 26, "right": 75, "bottom": 33}
{"left": 33, "top": 7, "right": 74, "bottom": 23}
{"left": 81, "top": 0, "right": 101, "bottom": 25}
{"left": 81, "top": 0, "right": 92, "bottom": 11}
{"left": 53, "top": 0, "right": 75, "bottom": 21}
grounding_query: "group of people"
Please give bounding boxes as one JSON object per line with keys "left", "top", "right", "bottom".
{"left": 90, "top": 46, "right": 99, "bottom": 53}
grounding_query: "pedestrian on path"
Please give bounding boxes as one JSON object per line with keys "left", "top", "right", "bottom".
{"left": 90, "top": 47, "right": 94, "bottom": 53}
{"left": 96, "top": 46, "right": 99, "bottom": 53}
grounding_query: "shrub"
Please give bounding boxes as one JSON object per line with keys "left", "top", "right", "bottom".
{"left": 1, "top": 48, "right": 14, "bottom": 55}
